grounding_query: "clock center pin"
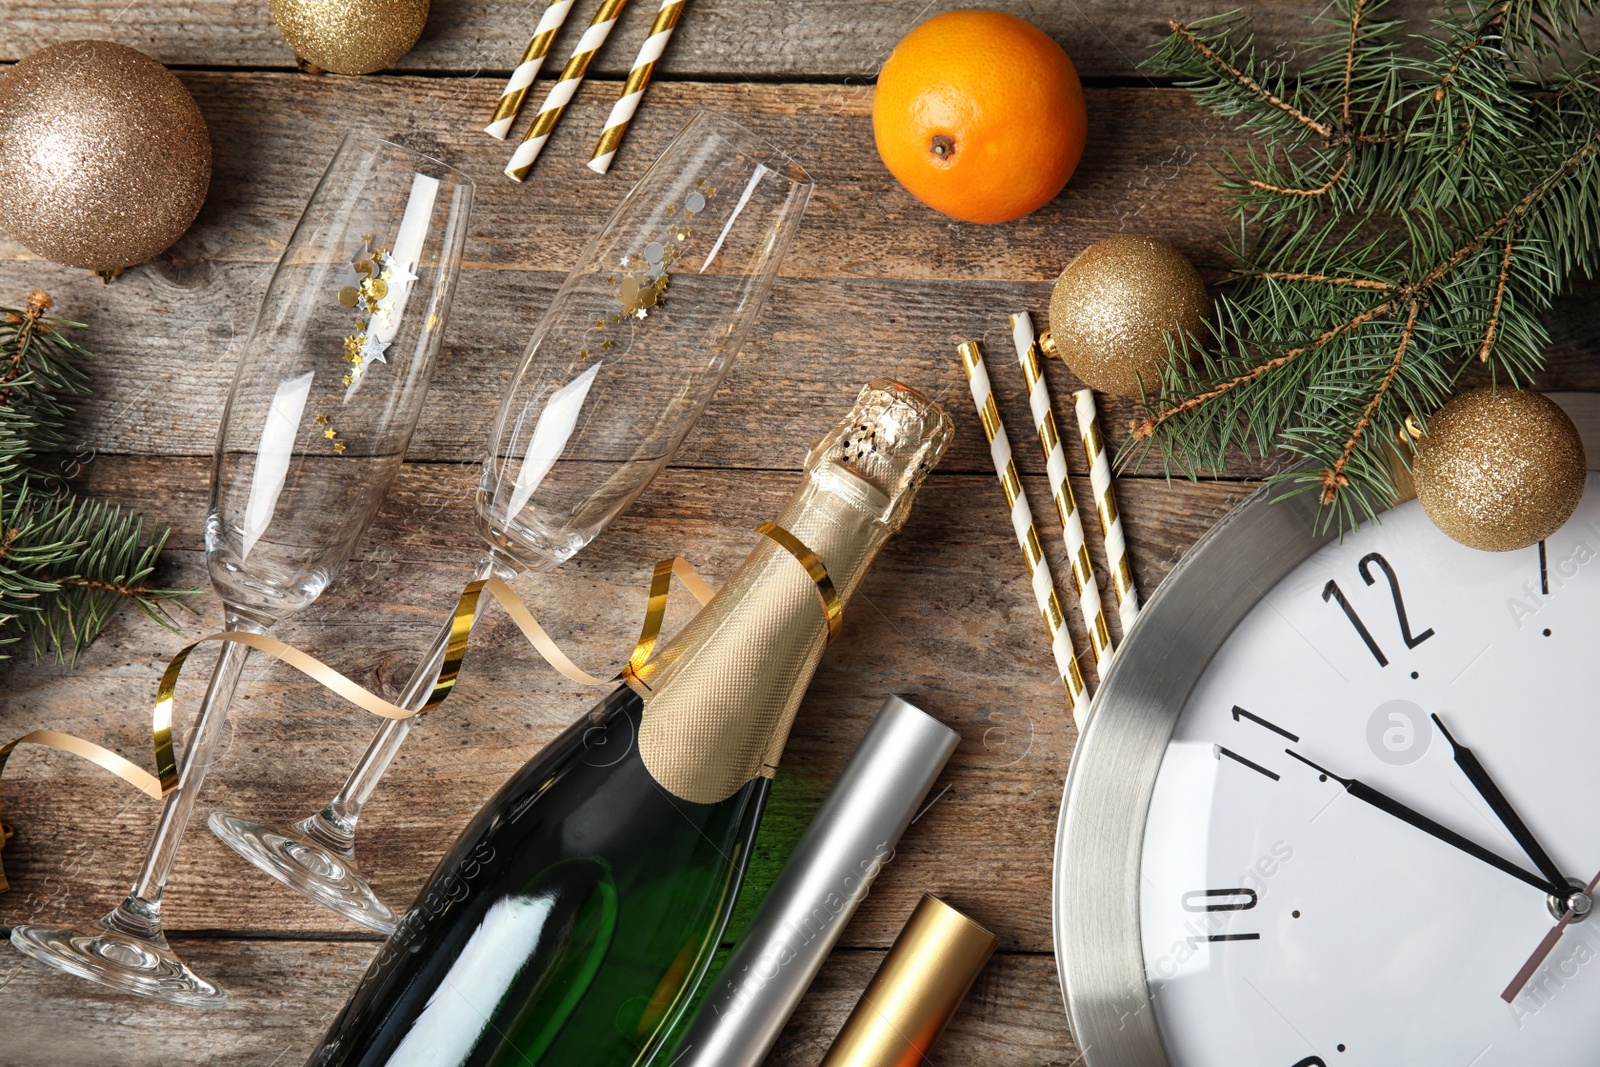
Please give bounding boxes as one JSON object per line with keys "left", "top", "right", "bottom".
{"left": 1549, "top": 879, "right": 1594, "bottom": 922}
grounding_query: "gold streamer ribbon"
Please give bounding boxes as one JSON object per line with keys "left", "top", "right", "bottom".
{"left": 755, "top": 522, "right": 844, "bottom": 643}
{"left": 0, "top": 557, "right": 715, "bottom": 893}
{"left": 0, "top": 525, "right": 836, "bottom": 894}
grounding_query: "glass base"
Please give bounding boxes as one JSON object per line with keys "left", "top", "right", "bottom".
{"left": 208, "top": 811, "right": 397, "bottom": 934}
{"left": 9, "top": 919, "right": 226, "bottom": 1007}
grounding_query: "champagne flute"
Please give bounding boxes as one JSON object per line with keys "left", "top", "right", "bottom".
{"left": 8, "top": 134, "right": 473, "bottom": 1006}
{"left": 209, "top": 112, "right": 813, "bottom": 934}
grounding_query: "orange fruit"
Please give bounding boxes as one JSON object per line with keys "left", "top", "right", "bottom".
{"left": 872, "top": 10, "right": 1087, "bottom": 224}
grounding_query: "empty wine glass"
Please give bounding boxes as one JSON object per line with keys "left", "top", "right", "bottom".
{"left": 209, "top": 111, "right": 813, "bottom": 934}
{"left": 8, "top": 134, "right": 473, "bottom": 1006}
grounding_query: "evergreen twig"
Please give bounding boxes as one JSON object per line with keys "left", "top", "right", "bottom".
{"left": 1138, "top": 0, "right": 1600, "bottom": 528}
{"left": 0, "top": 292, "right": 192, "bottom": 662}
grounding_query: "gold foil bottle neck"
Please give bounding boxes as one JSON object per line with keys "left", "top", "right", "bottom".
{"left": 819, "top": 894, "right": 998, "bottom": 1067}
{"left": 636, "top": 381, "right": 953, "bottom": 804}
{"left": 807, "top": 379, "right": 953, "bottom": 530}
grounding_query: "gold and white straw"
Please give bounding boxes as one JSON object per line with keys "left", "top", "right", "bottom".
{"left": 484, "top": 0, "right": 579, "bottom": 140}
{"left": 587, "top": 0, "right": 686, "bottom": 174}
{"left": 505, "top": 0, "right": 630, "bottom": 182}
{"left": 1074, "top": 388, "right": 1141, "bottom": 636}
{"left": 960, "top": 341, "right": 1090, "bottom": 726}
{"left": 1010, "top": 312, "right": 1112, "bottom": 674}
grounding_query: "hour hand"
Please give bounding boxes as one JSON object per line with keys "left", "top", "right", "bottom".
{"left": 1285, "top": 749, "right": 1562, "bottom": 896}
{"left": 1431, "top": 713, "right": 1571, "bottom": 894}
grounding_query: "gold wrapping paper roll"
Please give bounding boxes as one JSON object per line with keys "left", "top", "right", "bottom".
{"left": 820, "top": 894, "right": 997, "bottom": 1067}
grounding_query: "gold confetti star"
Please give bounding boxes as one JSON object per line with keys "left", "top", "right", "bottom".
{"left": 333, "top": 441, "right": 346, "bottom": 453}
{"left": 315, "top": 414, "right": 329, "bottom": 424}
{"left": 324, "top": 428, "right": 337, "bottom": 439}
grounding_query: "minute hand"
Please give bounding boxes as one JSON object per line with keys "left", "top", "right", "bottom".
{"left": 1285, "top": 749, "right": 1562, "bottom": 896}
{"left": 1431, "top": 713, "right": 1571, "bottom": 894}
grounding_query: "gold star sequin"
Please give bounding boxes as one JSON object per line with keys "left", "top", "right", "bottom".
{"left": 324, "top": 428, "right": 337, "bottom": 439}
{"left": 316, "top": 414, "right": 329, "bottom": 424}
{"left": 333, "top": 441, "right": 346, "bottom": 453}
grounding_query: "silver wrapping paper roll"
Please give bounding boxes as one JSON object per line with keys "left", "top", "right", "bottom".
{"left": 668, "top": 695, "right": 960, "bottom": 1067}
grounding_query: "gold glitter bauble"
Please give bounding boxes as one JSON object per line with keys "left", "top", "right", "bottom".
{"left": 1046, "top": 234, "right": 1209, "bottom": 398}
{"left": 0, "top": 41, "right": 212, "bottom": 272}
{"left": 271, "top": 0, "right": 429, "bottom": 75}
{"left": 1413, "top": 387, "right": 1586, "bottom": 552}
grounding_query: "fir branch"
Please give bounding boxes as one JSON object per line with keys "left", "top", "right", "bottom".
{"left": 1165, "top": 19, "right": 1334, "bottom": 140}
{"left": 1133, "top": 295, "right": 1399, "bottom": 441}
{"left": 1433, "top": 0, "right": 1511, "bottom": 103}
{"left": 0, "top": 294, "right": 193, "bottom": 661}
{"left": 1138, "top": 2, "right": 1600, "bottom": 527}
{"left": 1320, "top": 298, "right": 1422, "bottom": 503}
{"left": 1240, "top": 271, "right": 1391, "bottom": 288}
{"left": 1342, "top": 0, "right": 1366, "bottom": 125}
{"left": 1246, "top": 156, "right": 1350, "bottom": 197}
{"left": 1478, "top": 230, "right": 1518, "bottom": 360}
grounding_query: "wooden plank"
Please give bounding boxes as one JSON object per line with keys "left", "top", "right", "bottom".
{"left": 4, "top": 76, "right": 1596, "bottom": 481}
{"left": 0, "top": 456, "right": 1257, "bottom": 952}
{"left": 0, "top": 938, "right": 1073, "bottom": 1065}
{"left": 0, "top": 0, "right": 1452, "bottom": 80}
{"left": 0, "top": 77, "right": 1239, "bottom": 281}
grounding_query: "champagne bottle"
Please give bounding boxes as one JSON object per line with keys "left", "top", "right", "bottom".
{"left": 307, "top": 380, "right": 952, "bottom": 1067}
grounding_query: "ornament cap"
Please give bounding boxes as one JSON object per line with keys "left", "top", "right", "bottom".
{"left": 1038, "top": 329, "right": 1060, "bottom": 360}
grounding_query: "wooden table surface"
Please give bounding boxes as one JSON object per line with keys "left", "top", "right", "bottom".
{"left": 3, "top": 3, "right": 1599, "bottom": 1064}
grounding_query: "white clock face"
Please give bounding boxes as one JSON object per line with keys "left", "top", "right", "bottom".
{"left": 1140, "top": 474, "right": 1600, "bottom": 1067}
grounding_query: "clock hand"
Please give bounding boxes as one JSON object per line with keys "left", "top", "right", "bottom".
{"left": 1431, "top": 713, "right": 1571, "bottom": 893}
{"left": 1501, "top": 866, "right": 1600, "bottom": 1003}
{"left": 1284, "top": 749, "right": 1562, "bottom": 895}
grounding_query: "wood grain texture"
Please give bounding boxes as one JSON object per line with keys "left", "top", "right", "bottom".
{"left": 0, "top": 0, "right": 1454, "bottom": 79}
{"left": 0, "top": 939, "right": 1074, "bottom": 1066}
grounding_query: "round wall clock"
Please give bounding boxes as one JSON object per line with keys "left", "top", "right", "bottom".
{"left": 1054, "top": 394, "right": 1600, "bottom": 1067}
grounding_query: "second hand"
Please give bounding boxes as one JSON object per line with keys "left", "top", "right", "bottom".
{"left": 1502, "top": 867, "right": 1600, "bottom": 1003}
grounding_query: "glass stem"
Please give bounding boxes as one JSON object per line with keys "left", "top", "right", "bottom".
{"left": 107, "top": 608, "right": 267, "bottom": 941}
{"left": 300, "top": 552, "right": 521, "bottom": 856}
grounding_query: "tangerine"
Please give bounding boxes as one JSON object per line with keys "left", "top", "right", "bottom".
{"left": 872, "top": 10, "right": 1087, "bottom": 224}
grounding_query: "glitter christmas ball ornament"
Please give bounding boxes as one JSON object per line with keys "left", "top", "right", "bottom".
{"left": 0, "top": 41, "right": 212, "bottom": 273}
{"left": 271, "top": 0, "right": 430, "bottom": 75}
{"left": 1043, "top": 234, "right": 1209, "bottom": 399}
{"left": 1413, "top": 387, "right": 1586, "bottom": 552}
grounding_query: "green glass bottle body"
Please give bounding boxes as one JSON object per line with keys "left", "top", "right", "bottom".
{"left": 309, "top": 683, "right": 768, "bottom": 1067}
{"left": 305, "top": 380, "right": 953, "bottom": 1067}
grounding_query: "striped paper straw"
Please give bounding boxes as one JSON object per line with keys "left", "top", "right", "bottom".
{"left": 1010, "top": 312, "right": 1113, "bottom": 674}
{"left": 484, "top": 0, "right": 578, "bottom": 140}
{"left": 960, "top": 340, "right": 1090, "bottom": 726}
{"left": 1074, "top": 388, "right": 1141, "bottom": 636}
{"left": 505, "top": 0, "right": 630, "bottom": 182}
{"left": 587, "top": 0, "right": 686, "bottom": 173}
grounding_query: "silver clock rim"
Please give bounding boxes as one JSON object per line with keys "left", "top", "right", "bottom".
{"left": 1050, "top": 392, "right": 1600, "bottom": 1067}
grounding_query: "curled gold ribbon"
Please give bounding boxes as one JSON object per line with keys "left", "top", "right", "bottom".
{"left": 0, "top": 558, "right": 715, "bottom": 894}
{"left": 755, "top": 522, "right": 844, "bottom": 643}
